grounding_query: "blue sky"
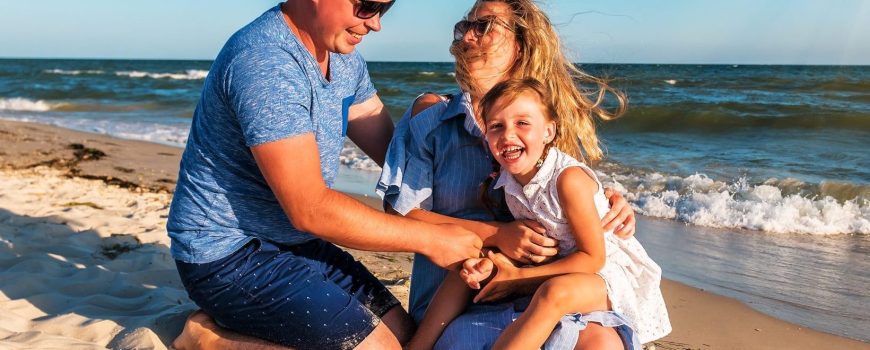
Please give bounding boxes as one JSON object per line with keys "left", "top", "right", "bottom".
{"left": 1, "top": 0, "right": 868, "bottom": 64}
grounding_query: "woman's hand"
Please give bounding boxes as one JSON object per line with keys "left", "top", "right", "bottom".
{"left": 492, "top": 220, "right": 558, "bottom": 264}
{"left": 601, "top": 188, "right": 636, "bottom": 239}
{"left": 473, "top": 251, "right": 524, "bottom": 303}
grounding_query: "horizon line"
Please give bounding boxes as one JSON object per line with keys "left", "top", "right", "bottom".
{"left": 1, "top": 56, "right": 869, "bottom": 67}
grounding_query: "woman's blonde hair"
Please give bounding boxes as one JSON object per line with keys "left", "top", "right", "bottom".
{"left": 453, "top": 0, "right": 626, "bottom": 163}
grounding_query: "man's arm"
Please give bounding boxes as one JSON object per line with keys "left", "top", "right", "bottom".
{"left": 385, "top": 205, "right": 559, "bottom": 265}
{"left": 251, "top": 133, "right": 481, "bottom": 268}
{"left": 346, "top": 95, "right": 393, "bottom": 167}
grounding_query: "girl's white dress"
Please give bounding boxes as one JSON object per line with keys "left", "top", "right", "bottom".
{"left": 493, "top": 148, "right": 671, "bottom": 344}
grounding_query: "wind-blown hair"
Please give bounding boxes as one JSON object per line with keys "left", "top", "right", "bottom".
{"left": 452, "top": 0, "right": 626, "bottom": 163}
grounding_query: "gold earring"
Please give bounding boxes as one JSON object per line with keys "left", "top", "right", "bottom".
{"left": 536, "top": 143, "right": 550, "bottom": 168}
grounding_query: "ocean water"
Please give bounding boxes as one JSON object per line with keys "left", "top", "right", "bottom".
{"left": 1, "top": 59, "right": 868, "bottom": 339}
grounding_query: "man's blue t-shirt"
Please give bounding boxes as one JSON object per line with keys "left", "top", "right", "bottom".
{"left": 168, "top": 5, "right": 377, "bottom": 263}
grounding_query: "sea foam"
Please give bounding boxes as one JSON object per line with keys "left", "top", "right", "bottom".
{"left": 115, "top": 70, "right": 208, "bottom": 80}
{"left": 340, "top": 143, "right": 380, "bottom": 171}
{"left": 44, "top": 69, "right": 105, "bottom": 75}
{"left": 0, "top": 98, "right": 57, "bottom": 112}
{"left": 600, "top": 172, "right": 870, "bottom": 235}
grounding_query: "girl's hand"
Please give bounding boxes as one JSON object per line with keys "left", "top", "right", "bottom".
{"left": 601, "top": 188, "right": 636, "bottom": 239}
{"left": 460, "top": 258, "right": 494, "bottom": 290}
{"left": 493, "top": 220, "right": 559, "bottom": 264}
{"left": 473, "top": 251, "right": 522, "bottom": 303}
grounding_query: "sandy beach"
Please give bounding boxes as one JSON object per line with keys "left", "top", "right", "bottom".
{"left": 0, "top": 119, "right": 866, "bottom": 350}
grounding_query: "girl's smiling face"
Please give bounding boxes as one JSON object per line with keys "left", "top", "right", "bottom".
{"left": 484, "top": 92, "right": 556, "bottom": 185}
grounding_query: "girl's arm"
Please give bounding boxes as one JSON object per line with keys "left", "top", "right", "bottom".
{"left": 516, "top": 167, "right": 607, "bottom": 277}
{"left": 473, "top": 168, "right": 607, "bottom": 302}
{"left": 405, "top": 272, "right": 473, "bottom": 350}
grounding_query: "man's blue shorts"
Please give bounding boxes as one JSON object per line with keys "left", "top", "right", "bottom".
{"left": 176, "top": 238, "right": 401, "bottom": 350}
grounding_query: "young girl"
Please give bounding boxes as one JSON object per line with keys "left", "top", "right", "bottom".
{"left": 407, "top": 79, "right": 670, "bottom": 350}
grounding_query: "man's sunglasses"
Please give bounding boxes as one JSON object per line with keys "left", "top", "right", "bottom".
{"left": 355, "top": 0, "right": 395, "bottom": 20}
{"left": 453, "top": 16, "right": 513, "bottom": 41}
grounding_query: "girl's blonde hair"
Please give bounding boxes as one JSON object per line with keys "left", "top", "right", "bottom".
{"left": 479, "top": 78, "right": 557, "bottom": 132}
{"left": 453, "top": 0, "right": 626, "bottom": 163}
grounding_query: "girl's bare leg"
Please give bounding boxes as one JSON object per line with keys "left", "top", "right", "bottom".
{"left": 406, "top": 272, "right": 474, "bottom": 350}
{"left": 492, "top": 273, "right": 612, "bottom": 350}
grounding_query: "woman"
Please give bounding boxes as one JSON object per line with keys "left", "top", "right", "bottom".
{"left": 377, "top": 0, "right": 638, "bottom": 348}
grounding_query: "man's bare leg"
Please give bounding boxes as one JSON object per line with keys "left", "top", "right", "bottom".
{"left": 173, "top": 306, "right": 414, "bottom": 350}
{"left": 172, "top": 310, "right": 284, "bottom": 350}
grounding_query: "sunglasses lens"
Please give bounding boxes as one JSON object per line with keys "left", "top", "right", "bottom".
{"left": 356, "top": 0, "right": 394, "bottom": 19}
{"left": 472, "top": 20, "right": 490, "bottom": 37}
{"left": 454, "top": 21, "right": 470, "bottom": 40}
{"left": 453, "top": 18, "right": 495, "bottom": 41}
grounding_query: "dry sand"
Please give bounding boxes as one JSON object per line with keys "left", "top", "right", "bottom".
{"left": 0, "top": 119, "right": 866, "bottom": 350}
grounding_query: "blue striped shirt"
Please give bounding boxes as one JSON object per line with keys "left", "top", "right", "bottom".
{"left": 378, "top": 91, "right": 507, "bottom": 321}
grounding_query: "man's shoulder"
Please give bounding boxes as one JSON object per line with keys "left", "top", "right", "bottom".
{"left": 216, "top": 6, "right": 298, "bottom": 68}
{"left": 213, "top": 36, "right": 306, "bottom": 92}
{"left": 229, "top": 5, "right": 285, "bottom": 45}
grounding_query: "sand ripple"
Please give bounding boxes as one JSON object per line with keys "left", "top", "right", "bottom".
{"left": 0, "top": 167, "right": 195, "bottom": 349}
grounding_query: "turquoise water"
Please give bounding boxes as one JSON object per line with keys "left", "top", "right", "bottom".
{"left": 1, "top": 59, "right": 866, "bottom": 234}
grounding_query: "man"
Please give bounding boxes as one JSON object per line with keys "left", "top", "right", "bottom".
{"left": 167, "top": 1, "right": 481, "bottom": 349}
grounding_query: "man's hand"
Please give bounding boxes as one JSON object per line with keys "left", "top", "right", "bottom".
{"left": 493, "top": 220, "right": 558, "bottom": 264}
{"left": 424, "top": 224, "right": 483, "bottom": 270}
{"left": 601, "top": 188, "right": 636, "bottom": 239}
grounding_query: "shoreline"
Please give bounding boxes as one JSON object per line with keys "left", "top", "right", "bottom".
{"left": 0, "top": 119, "right": 866, "bottom": 349}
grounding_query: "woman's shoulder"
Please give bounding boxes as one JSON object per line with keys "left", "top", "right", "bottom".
{"left": 410, "top": 93, "right": 450, "bottom": 117}
{"left": 397, "top": 92, "right": 456, "bottom": 142}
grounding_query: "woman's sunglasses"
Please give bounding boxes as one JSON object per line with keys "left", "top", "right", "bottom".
{"left": 354, "top": 0, "right": 395, "bottom": 20}
{"left": 453, "top": 16, "right": 513, "bottom": 41}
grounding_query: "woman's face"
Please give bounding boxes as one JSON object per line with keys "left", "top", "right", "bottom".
{"left": 451, "top": 1, "right": 519, "bottom": 95}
